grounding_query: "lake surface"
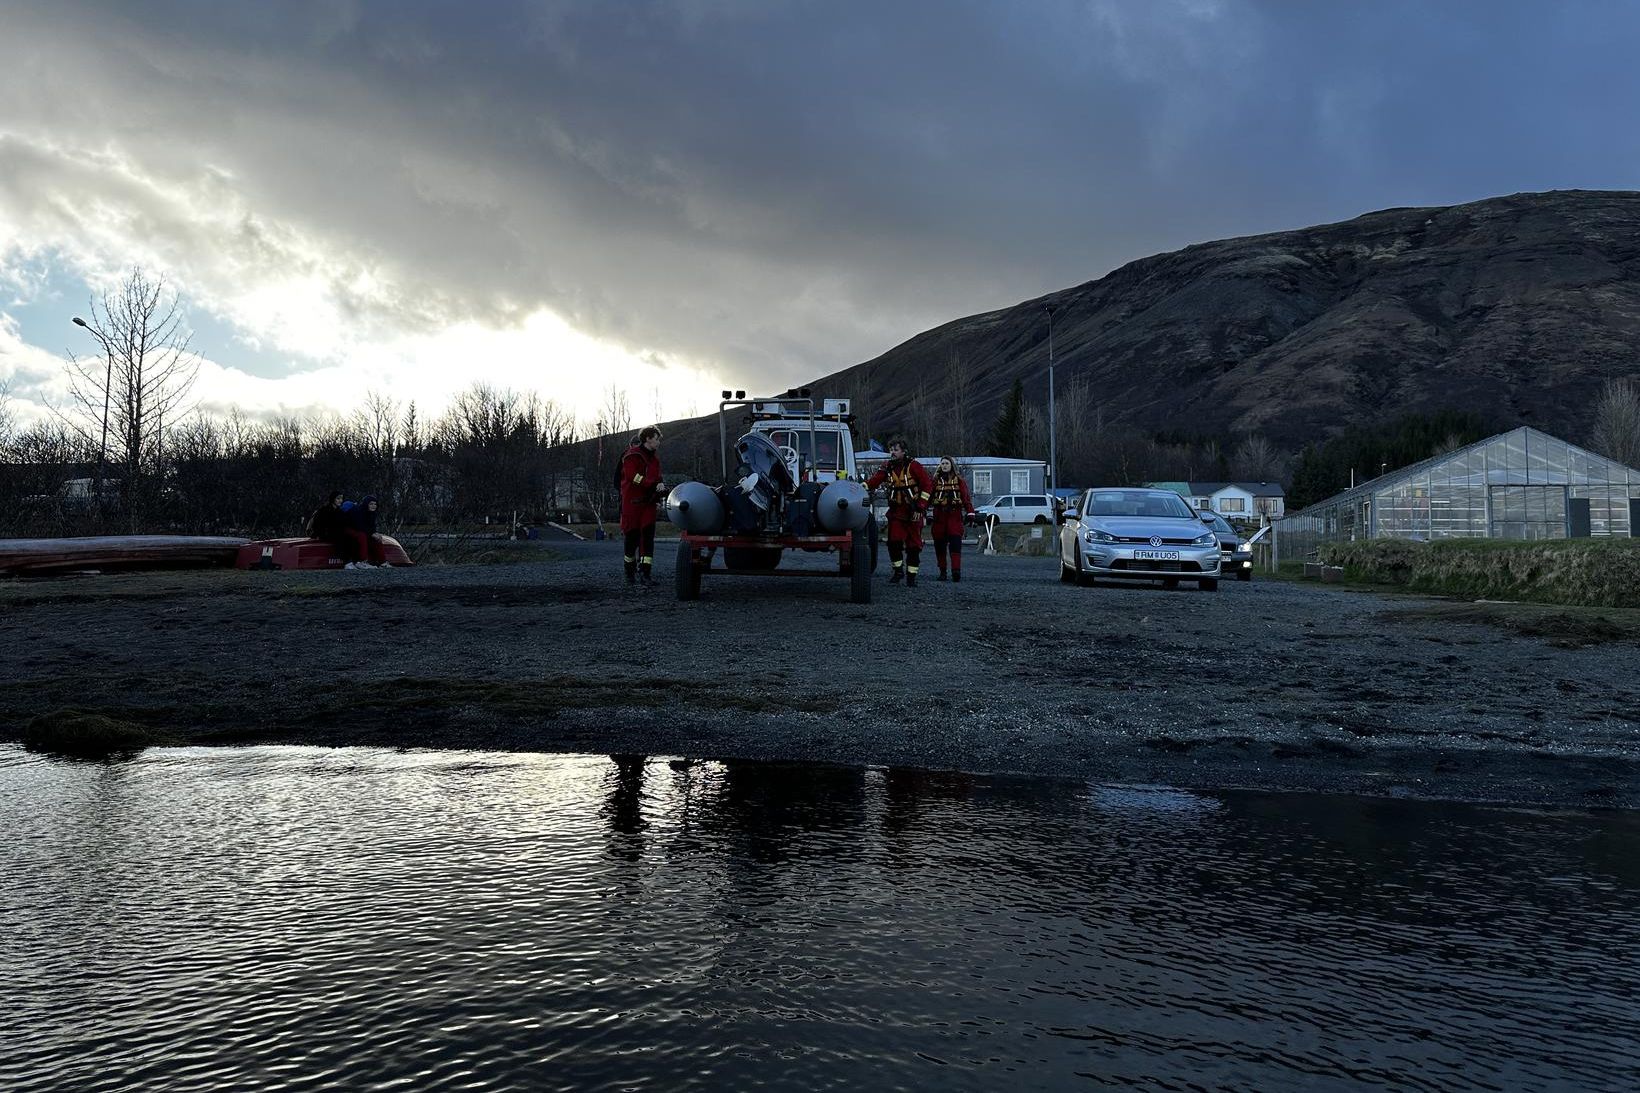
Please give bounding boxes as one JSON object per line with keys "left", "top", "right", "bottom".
{"left": 3, "top": 745, "right": 1638, "bottom": 1092}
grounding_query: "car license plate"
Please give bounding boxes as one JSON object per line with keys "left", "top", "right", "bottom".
{"left": 1133, "top": 549, "right": 1179, "bottom": 561}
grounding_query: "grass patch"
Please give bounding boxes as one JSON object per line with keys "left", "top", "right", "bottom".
{"left": 1319, "top": 538, "right": 1640, "bottom": 608}
{"left": 21, "top": 710, "right": 182, "bottom": 758}
{"left": 1379, "top": 601, "right": 1640, "bottom": 647}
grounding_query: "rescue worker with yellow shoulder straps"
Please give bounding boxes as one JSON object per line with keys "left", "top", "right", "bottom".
{"left": 928, "top": 455, "right": 978, "bottom": 582}
{"left": 864, "top": 438, "right": 934, "bottom": 587}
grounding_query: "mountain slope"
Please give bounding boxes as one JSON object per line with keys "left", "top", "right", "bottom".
{"left": 806, "top": 189, "right": 1640, "bottom": 450}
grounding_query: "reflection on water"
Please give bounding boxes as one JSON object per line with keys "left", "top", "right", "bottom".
{"left": 2, "top": 746, "right": 1637, "bottom": 1093}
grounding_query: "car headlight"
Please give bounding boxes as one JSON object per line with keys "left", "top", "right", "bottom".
{"left": 1086, "top": 528, "right": 1116, "bottom": 543}
{"left": 1235, "top": 542, "right": 1252, "bottom": 553}
{"left": 1193, "top": 532, "right": 1216, "bottom": 546}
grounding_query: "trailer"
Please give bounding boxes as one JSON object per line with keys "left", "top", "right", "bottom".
{"left": 667, "top": 393, "right": 879, "bottom": 603}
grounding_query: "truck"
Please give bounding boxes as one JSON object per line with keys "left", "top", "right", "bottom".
{"left": 665, "top": 392, "right": 879, "bottom": 603}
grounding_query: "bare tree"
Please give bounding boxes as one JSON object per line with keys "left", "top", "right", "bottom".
{"left": 1231, "top": 435, "right": 1282, "bottom": 481}
{"left": 1590, "top": 376, "right": 1640, "bottom": 468}
{"left": 600, "top": 384, "right": 633, "bottom": 441}
{"left": 359, "top": 390, "right": 401, "bottom": 511}
{"left": 0, "top": 379, "right": 15, "bottom": 456}
{"left": 839, "top": 361, "right": 876, "bottom": 448}
{"left": 62, "top": 267, "right": 198, "bottom": 530}
{"left": 945, "top": 350, "right": 973, "bottom": 454}
{"left": 583, "top": 385, "right": 632, "bottom": 531}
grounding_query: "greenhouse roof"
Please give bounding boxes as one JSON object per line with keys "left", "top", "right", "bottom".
{"left": 1281, "top": 425, "right": 1634, "bottom": 519}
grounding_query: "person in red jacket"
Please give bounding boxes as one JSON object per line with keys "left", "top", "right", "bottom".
{"left": 864, "top": 438, "right": 934, "bottom": 587}
{"left": 927, "top": 456, "right": 978, "bottom": 582}
{"left": 619, "top": 426, "right": 665, "bottom": 586}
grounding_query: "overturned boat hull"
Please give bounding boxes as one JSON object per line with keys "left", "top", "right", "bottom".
{"left": 0, "top": 535, "right": 250, "bottom": 577}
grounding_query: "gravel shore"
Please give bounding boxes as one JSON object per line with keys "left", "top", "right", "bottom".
{"left": 4, "top": 539, "right": 1638, "bottom": 808}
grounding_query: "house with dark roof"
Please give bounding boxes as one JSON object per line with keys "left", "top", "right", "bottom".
{"left": 1150, "top": 481, "right": 1286, "bottom": 523}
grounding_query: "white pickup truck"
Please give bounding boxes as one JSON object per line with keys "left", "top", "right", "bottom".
{"left": 743, "top": 397, "right": 859, "bottom": 483}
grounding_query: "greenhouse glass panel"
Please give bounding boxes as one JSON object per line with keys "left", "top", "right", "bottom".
{"left": 1462, "top": 445, "right": 1486, "bottom": 488}
{"left": 1570, "top": 445, "right": 1598, "bottom": 484}
{"left": 1526, "top": 431, "right": 1549, "bottom": 482}
{"left": 1487, "top": 485, "right": 1563, "bottom": 539}
{"left": 1505, "top": 431, "right": 1528, "bottom": 480}
{"left": 1485, "top": 437, "right": 1509, "bottom": 485}
{"left": 1428, "top": 485, "right": 1475, "bottom": 538}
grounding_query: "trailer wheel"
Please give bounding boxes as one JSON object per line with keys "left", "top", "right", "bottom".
{"left": 675, "top": 541, "right": 701, "bottom": 600}
{"left": 865, "top": 514, "right": 880, "bottom": 573}
{"left": 850, "top": 530, "right": 872, "bottom": 604}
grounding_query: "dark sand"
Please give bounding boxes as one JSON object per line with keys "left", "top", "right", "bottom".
{"left": 4, "top": 539, "right": 1637, "bottom": 808}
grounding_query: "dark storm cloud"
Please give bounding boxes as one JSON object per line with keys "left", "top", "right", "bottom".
{"left": 2, "top": 0, "right": 1637, "bottom": 390}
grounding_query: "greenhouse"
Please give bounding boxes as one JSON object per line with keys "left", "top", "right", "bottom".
{"left": 1274, "top": 426, "right": 1640, "bottom": 558}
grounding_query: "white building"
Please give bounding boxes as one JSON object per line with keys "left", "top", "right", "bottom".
{"left": 1152, "top": 481, "right": 1286, "bottom": 523}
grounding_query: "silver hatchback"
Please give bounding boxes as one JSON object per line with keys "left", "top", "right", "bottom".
{"left": 1059, "top": 488, "right": 1222, "bottom": 591}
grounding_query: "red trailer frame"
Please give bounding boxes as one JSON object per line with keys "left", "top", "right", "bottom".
{"left": 675, "top": 528, "right": 873, "bottom": 603}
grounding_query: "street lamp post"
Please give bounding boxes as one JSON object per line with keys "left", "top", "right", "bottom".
{"left": 72, "top": 316, "right": 113, "bottom": 519}
{"left": 1044, "top": 304, "right": 1058, "bottom": 491}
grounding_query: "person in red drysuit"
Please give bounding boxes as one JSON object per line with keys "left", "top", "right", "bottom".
{"left": 927, "top": 456, "right": 978, "bottom": 582}
{"left": 619, "top": 426, "right": 665, "bottom": 587}
{"left": 864, "top": 438, "right": 934, "bottom": 587}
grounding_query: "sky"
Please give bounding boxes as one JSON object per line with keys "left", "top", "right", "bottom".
{"left": 3, "top": 0, "right": 1638, "bottom": 433}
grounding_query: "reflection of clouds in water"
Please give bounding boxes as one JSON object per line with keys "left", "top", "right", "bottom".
{"left": 1086, "top": 783, "right": 1221, "bottom": 814}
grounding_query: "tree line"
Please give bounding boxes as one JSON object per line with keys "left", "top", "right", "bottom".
{"left": 0, "top": 379, "right": 622, "bottom": 537}
{"left": 6, "top": 267, "right": 1638, "bottom": 536}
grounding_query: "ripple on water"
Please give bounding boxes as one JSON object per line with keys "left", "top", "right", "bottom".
{"left": 2, "top": 746, "right": 1638, "bottom": 1092}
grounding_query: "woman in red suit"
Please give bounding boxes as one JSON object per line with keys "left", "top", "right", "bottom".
{"left": 928, "top": 456, "right": 977, "bottom": 582}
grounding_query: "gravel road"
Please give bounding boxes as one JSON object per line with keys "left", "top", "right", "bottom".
{"left": 4, "top": 539, "right": 1637, "bottom": 808}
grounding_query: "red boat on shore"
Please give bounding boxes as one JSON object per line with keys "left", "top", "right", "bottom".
{"left": 0, "top": 535, "right": 250, "bottom": 577}
{"left": 0, "top": 534, "right": 414, "bottom": 577}
{"left": 234, "top": 536, "right": 414, "bottom": 570}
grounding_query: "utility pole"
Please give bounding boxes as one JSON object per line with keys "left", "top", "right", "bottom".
{"left": 72, "top": 316, "right": 114, "bottom": 524}
{"left": 1044, "top": 304, "right": 1058, "bottom": 491}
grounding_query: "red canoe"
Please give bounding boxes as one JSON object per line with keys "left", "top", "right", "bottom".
{"left": 235, "top": 536, "right": 414, "bottom": 570}
{"left": 0, "top": 535, "right": 250, "bottom": 577}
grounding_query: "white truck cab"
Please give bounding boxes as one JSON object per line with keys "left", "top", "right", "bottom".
{"left": 744, "top": 397, "right": 859, "bottom": 483}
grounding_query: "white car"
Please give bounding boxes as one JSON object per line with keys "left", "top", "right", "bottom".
{"left": 1060, "top": 487, "right": 1223, "bottom": 590}
{"left": 973, "top": 494, "right": 1056, "bottom": 524}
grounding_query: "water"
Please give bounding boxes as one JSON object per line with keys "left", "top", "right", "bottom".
{"left": 3, "top": 745, "right": 1637, "bottom": 1092}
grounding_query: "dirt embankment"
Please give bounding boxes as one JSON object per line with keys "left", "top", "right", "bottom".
{"left": 3, "top": 541, "right": 1638, "bottom": 809}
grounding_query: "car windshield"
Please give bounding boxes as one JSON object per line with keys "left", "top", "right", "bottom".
{"left": 1084, "top": 490, "right": 1196, "bottom": 519}
{"left": 1201, "top": 513, "right": 1233, "bottom": 534}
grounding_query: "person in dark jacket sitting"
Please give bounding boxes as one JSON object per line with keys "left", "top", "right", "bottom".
{"left": 306, "top": 491, "right": 358, "bottom": 563}
{"left": 345, "top": 495, "right": 390, "bottom": 569}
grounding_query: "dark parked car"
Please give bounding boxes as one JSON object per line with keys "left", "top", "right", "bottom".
{"left": 1199, "top": 511, "right": 1254, "bottom": 581}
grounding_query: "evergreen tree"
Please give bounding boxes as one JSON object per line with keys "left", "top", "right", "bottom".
{"left": 1285, "top": 410, "right": 1497, "bottom": 508}
{"left": 987, "top": 378, "right": 1025, "bottom": 457}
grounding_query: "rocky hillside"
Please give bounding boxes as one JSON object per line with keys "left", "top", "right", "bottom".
{"left": 782, "top": 190, "right": 1640, "bottom": 453}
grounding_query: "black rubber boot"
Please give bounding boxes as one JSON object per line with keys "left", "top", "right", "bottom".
{"left": 890, "top": 568, "right": 904, "bottom": 584}
{"left": 953, "top": 570, "right": 962, "bottom": 582}
{"left": 938, "top": 570, "right": 948, "bottom": 581}
{"left": 906, "top": 571, "right": 918, "bottom": 587}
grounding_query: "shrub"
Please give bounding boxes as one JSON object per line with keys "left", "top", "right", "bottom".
{"left": 1317, "top": 538, "right": 1640, "bottom": 608}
